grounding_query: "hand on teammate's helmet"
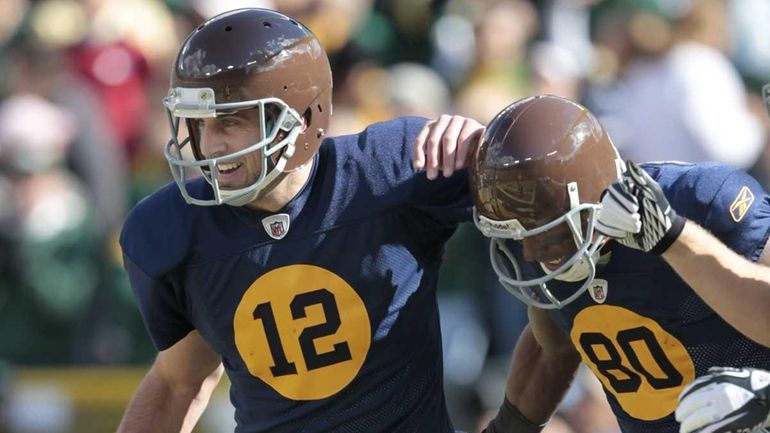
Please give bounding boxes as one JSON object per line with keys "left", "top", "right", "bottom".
{"left": 596, "top": 160, "right": 685, "bottom": 254}
{"left": 676, "top": 367, "right": 770, "bottom": 433}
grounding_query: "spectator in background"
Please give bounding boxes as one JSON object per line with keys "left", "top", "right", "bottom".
{"left": 0, "top": 53, "right": 101, "bottom": 363}
{"left": 528, "top": 40, "right": 584, "bottom": 101}
{"left": 454, "top": 0, "right": 539, "bottom": 124}
{"left": 0, "top": 0, "right": 146, "bottom": 365}
{"left": 587, "top": 0, "right": 765, "bottom": 169}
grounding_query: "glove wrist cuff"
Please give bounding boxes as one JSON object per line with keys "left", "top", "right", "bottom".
{"left": 651, "top": 214, "right": 685, "bottom": 255}
{"left": 486, "top": 397, "right": 546, "bottom": 433}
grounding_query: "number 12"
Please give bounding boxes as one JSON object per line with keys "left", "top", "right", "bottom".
{"left": 252, "top": 288, "right": 353, "bottom": 377}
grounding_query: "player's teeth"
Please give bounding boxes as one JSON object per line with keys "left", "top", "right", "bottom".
{"left": 217, "top": 162, "right": 241, "bottom": 172}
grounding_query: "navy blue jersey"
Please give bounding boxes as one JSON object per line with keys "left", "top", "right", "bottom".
{"left": 512, "top": 162, "right": 770, "bottom": 433}
{"left": 120, "top": 117, "right": 472, "bottom": 433}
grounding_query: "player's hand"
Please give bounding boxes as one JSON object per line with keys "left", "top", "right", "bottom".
{"left": 596, "top": 160, "right": 685, "bottom": 254}
{"left": 676, "top": 367, "right": 770, "bottom": 433}
{"left": 412, "top": 114, "right": 484, "bottom": 180}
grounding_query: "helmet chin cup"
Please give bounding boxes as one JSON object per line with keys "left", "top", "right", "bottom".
{"left": 163, "top": 94, "right": 302, "bottom": 206}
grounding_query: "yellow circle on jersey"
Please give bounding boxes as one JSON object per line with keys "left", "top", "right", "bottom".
{"left": 571, "top": 305, "right": 695, "bottom": 421}
{"left": 233, "top": 264, "right": 371, "bottom": 400}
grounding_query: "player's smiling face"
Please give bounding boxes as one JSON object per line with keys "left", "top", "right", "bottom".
{"left": 197, "top": 108, "right": 267, "bottom": 190}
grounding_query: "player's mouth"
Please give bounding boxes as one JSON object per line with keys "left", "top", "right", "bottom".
{"left": 543, "top": 257, "right": 567, "bottom": 271}
{"left": 216, "top": 161, "right": 243, "bottom": 185}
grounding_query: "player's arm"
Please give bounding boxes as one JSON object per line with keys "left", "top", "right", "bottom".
{"left": 662, "top": 222, "right": 770, "bottom": 347}
{"left": 597, "top": 161, "right": 770, "bottom": 347}
{"left": 116, "top": 330, "right": 223, "bottom": 433}
{"left": 484, "top": 307, "right": 581, "bottom": 433}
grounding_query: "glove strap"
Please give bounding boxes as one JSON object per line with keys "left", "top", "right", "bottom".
{"left": 650, "top": 214, "right": 685, "bottom": 255}
{"left": 485, "top": 397, "right": 546, "bottom": 433}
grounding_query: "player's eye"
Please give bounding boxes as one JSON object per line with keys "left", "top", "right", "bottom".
{"left": 220, "top": 117, "right": 240, "bottom": 128}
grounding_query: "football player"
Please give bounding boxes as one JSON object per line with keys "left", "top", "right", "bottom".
{"left": 469, "top": 94, "right": 770, "bottom": 433}
{"left": 117, "top": 8, "right": 483, "bottom": 433}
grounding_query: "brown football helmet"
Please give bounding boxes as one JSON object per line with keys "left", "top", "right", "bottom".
{"left": 163, "top": 8, "right": 332, "bottom": 206}
{"left": 469, "top": 95, "right": 622, "bottom": 309}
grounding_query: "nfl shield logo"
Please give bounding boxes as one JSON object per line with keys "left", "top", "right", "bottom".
{"left": 589, "top": 279, "right": 608, "bottom": 304}
{"left": 270, "top": 221, "right": 285, "bottom": 238}
{"left": 262, "top": 213, "right": 290, "bottom": 240}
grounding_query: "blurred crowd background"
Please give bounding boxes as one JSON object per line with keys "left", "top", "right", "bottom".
{"left": 1, "top": 0, "right": 770, "bottom": 432}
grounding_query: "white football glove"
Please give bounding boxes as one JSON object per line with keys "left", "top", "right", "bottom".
{"left": 676, "top": 367, "right": 770, "bottom": 433}
{"left": 596, "top": 160, "right": 685, "bottom": 254}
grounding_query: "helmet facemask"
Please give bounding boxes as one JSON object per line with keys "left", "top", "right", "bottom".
{"left": 163, "top": 87, "right": 303, "bottom": 206}
{"left": 474, "top": 181, "right": 608, "bottom": 309}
